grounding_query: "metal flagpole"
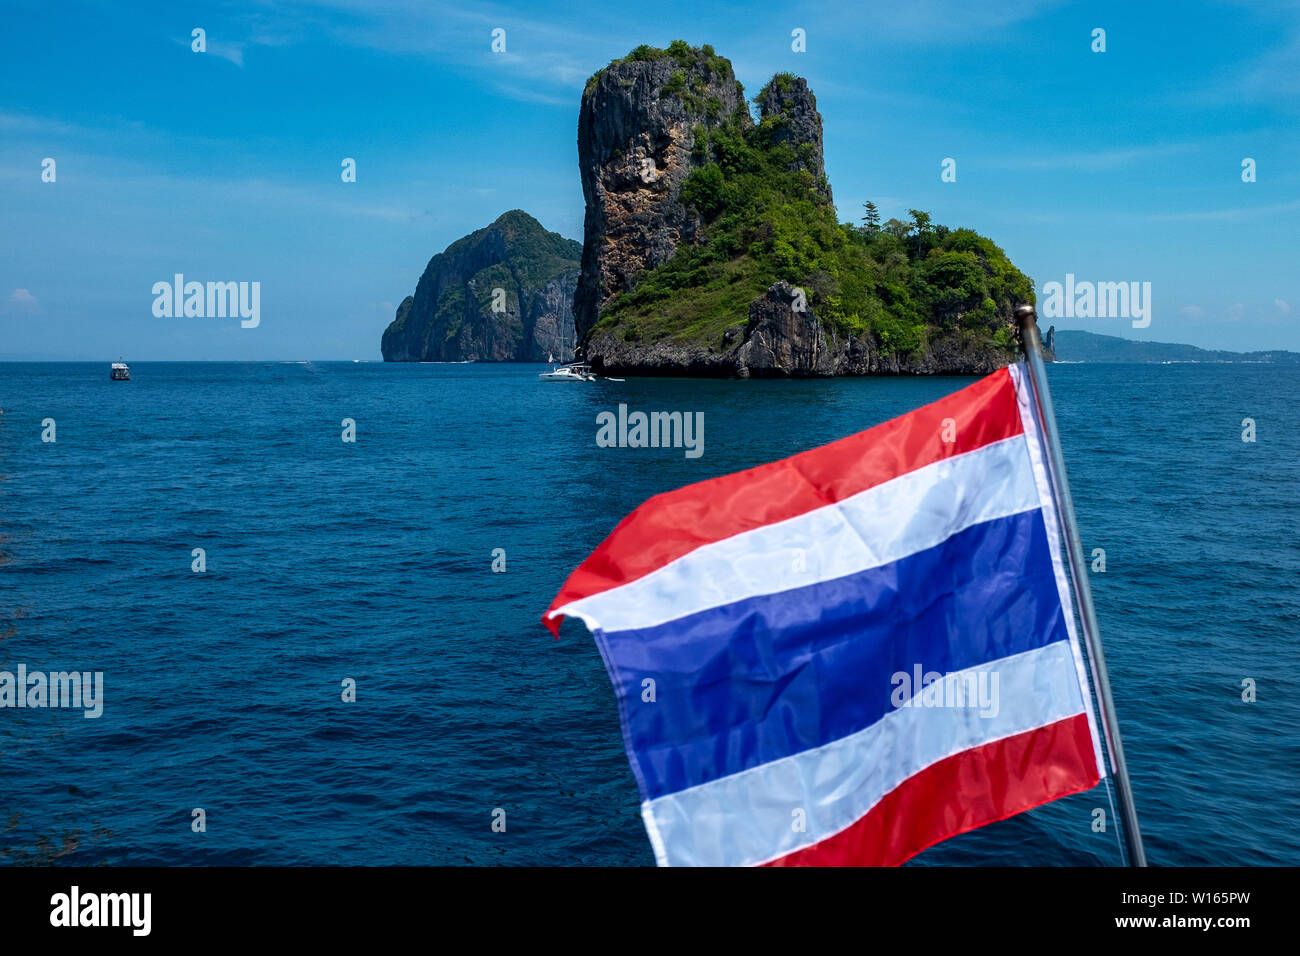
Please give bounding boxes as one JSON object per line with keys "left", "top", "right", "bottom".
{"left": 1015, "top": 304, "right": 1147, "bottom": 868}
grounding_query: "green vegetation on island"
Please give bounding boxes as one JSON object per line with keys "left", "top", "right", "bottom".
{"left": 592, "top": 72, "right": 1034, "bottom": 361}
{"left": 585, "top": 39, "right": 739, "bottom": 102}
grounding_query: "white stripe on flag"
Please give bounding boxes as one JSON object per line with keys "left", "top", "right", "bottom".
{"left": 1008, "top": 362, "right": 1107, "bottom": 779}
{"left": 642, "top": 640, "right": 1086, "bottom": 867}
{"left": 559, "top": 435, "right": 1041, "bottom": 635}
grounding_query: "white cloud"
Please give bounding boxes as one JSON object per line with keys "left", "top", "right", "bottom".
{"left": 1276, "top": 298, "right": 1292, "bottom": 314}
{"left": 991, "top": 143, "right": 1191, "bottom": 173}
{"left": 208, "top": 41, "right": 246, "bottom": 68}
{"left": 230, "top": 1, "right": 612, "bottom": 101}
{"left": 1167, "top": 4, "right": 1300, "bottom": 110}
{"left": 7, "top": 288, "right": 38, "bottom": 311}
{"left": 810, "top": 0, "right": 1064, "bottom": 41}
{"left": 1180, "top": 305, "right": 1206, "bottom": 318}
{"left": 1236, "top": 33, "right": 1300, "bottom": 100}
{"left": 172, "top": 35, "right": 245, "bottom": 68}
{"left": 1134, "top": 199, "right": 1300, "bottom": 222}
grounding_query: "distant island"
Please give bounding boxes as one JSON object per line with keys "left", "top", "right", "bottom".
{"left": 574, "top": 42, "right": 1036, "bottom": 377}
{"left": 1053, "top": 330, "right": 1300, "bottom": 365}
{"left": 381, "top": 41, "right": 1042, "bottom": 375}
{"left": 381, "top": 210, "right": 581, "bottom": 363}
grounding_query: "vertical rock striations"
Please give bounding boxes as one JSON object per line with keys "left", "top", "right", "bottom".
{"left": 573, "top": 42, "right": 751, "bottom": 341}
{"left": 736, "top": 281, "right": 836, "bottom": 377}
{"left": 755, "top": 73, "right": 830, "bottom": 201}
{"left": 381, "top": 210, "right": 581, "bottom": 362}
{"left": 575, "top": 44, "right": 1035, "bottom": 378}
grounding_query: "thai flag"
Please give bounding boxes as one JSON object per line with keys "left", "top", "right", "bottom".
{"left": 543, "top": 364, "right": 1106, "bottom": 866}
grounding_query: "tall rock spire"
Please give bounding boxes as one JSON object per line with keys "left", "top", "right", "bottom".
{"left": 573, "top": 43, "right": 751, "bottom": 342}
{"left": 757, "top": 74, "right": 830, "bottom": 201}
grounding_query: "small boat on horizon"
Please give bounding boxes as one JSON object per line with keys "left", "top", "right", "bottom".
{"left": 538, "top": 361, "right": 624, "bottom": 383}
{"left": 539, "top": 362, "right": 596, "bottom": 382}
{"left": 110, "top": 360, "right": 130, "bottom": 381}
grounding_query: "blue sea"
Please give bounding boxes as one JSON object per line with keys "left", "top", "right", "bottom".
{"left": 1, "top": 361, "right": 1297, "bottom": 866}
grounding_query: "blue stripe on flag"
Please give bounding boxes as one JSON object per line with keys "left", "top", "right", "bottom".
{"left": 596, "top": 507, "right": 1071, "bottom": 799}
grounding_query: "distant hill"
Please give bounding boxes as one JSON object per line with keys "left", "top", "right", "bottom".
{"left": 1052, "top": 330, "right": 1300, "bottom": 365}
{"left": 381, "top": 210, "right": 582, "bottom": 363}
{"left": 575, "top": 42, "right": 1034, "bottom": 377}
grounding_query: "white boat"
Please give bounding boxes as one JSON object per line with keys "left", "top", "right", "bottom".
{"left": 539, "top": 362, "right": 597, "bottom": 382}
{"left": 110, "top": 361, "right": 130, "bottom": 381}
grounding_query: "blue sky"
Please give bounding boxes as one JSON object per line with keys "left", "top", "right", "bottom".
{"left": 2, "top": 0, "right": 1297, "bottom": 359}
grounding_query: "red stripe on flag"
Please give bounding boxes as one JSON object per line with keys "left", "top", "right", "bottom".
{"left": 544, "top": 366, "right": 1022, "bottom": 636}
{"left": 762, "top": 712, "right": 1099, "bottom": 867}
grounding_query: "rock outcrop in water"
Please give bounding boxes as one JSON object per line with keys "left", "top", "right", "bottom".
{"left": 381, "top": 210, "right": 581, "bottom": 362}
{"left": 588, "top": 279, "right": 1020, "bottom": 377}
{"left": 576, "top": 43, "right": 1035, "bottom": 378}
{"left": 573, "top": 43, "right": 750, "bottom": 342}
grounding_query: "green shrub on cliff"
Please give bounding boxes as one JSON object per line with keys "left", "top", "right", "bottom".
{"left": 595, "top": 78, "right": 1033, "bottom": 357}
{"left": 588, "top": 40, "right": 735, "bottom": 95}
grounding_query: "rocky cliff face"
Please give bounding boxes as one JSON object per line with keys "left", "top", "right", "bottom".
{"left": 381, "top": 210, "right": 581, "bottom": 362}
{"left": 575, "top": 45, "right": 1032, "bottom": 378}
{"left": 589, "top": 280, "right": 1016, "bottom": 378}
{"left": 736, "top": 282, "right": 837, "bottom": 376}
{"left": 755, "top": 74, "right": 830, "bottom": 201}
{"left": 573, "top": 44, "right": 751, "bottom": 341}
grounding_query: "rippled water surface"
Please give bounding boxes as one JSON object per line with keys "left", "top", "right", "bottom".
{"left": 1, "top": 361, "right": 1296, "bottom": 865}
